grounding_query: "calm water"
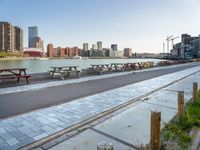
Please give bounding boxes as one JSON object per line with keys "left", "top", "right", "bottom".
{"left": 0, "top": 58, "right": 162, "bottom": 74}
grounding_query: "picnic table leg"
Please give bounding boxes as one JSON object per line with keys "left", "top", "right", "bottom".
{"left": 66, "top": 72, "right": 70, "bottom": 78}
{"left": 51, "top": 69, "right": 55, "bottom": 78}
{"left": 23, "top": 70, "right": 29, "bottom": 84}
{"left": 59, "top": 73, "right": 65, "bottom": 80}
{"left": 138, "top": 63, "right": 142, "bottom": 69}
{"left": 115, "top": 65, "right": 118, "bottom": 71}
{"left": 76, "top": 71, "right": 80, "bottom": 78}
{"left": 17, "top": 70, "right": 22, "bottom": 82}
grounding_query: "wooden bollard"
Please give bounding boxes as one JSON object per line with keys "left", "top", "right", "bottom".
{"left": 150, "top": 111, "right": 161, "bottom": 150}
{"left": 178, "top": 91, "right": 184, "bottom": 120}
{"left": 97, "top": 142, "right": 114, "bottom": 150}
{"left": 193, "top": 82, "right": 198, "bottom": 102}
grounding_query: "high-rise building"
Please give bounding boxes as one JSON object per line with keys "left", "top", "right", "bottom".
{"left": 14, "top": 26, "right": 23, "bottom": 52}
{"left": 97, "top": 41, "right": 102, "bottom": 50}
{"left": 34, "top": 37, "right": 43, "bottom": 50}
{"left": 28, "top": 26, "right": 38, "bottom": 48}
{"left": 83, "top": 43, "right": 89, "bottom": 51}
{"left": 124, "top": 48, "right": 132, "bottom": 57}
{"left": 0, "top": 22, "right": 23, "bottom": 52}
{"left": 92, "top": 44, "right": 98, "bottom": 50}
{"left": 111, "top": 44, "right": 118, "bottom": 51}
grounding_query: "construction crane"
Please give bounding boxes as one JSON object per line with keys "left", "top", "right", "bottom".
{"left": 166, "top": 35, "right": 173, "bottom": 53}
{"left": 169, "top": 36, "right": 179, "bottom": 51}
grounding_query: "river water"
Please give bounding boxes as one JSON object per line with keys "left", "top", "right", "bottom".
{"left": 0, "top": 58, "right": 162, "bottom": 74}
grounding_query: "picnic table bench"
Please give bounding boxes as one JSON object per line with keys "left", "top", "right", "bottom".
{"left": 50, "top": 66, "right": 81, "bottom": 80}
{"left": 0, "top": 68, "right": 31, "bottom": 84}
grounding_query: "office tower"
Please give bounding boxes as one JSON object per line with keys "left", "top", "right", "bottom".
{"left": 97, "top": 41, "right": 102, "bottom": 50}
{"left": 111, "top": 44, "right": 118, "bottom": 51}
{"left": 0, "top": 22, "right": 23, "bottom": 52}
{"left": 83, "top": 43, "right": 89, "bottom": 51}
{"left": 28, "top": 26, "right": 38, "bottom": 48}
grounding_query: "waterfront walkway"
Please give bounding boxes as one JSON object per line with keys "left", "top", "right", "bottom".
{"left": 0, "top": 63, "right": 199, "bottom": 119}
{"left": 0, "top": 63, "right": 200, "bottom": 149}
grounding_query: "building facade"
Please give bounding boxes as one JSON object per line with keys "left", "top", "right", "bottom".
{"left": 14, "top": 26, "right": 23, "bottom": 52}
{"left": 124, "top": 48, "right": 132, "bottom": 57}
{"left": 0, "top": 22, "right": 23, "bottom": 52}
{"left": 111, "top": 44, "right": 117, "bottom": 51}
{"left": 172, "top": 34, "right": 200, "bottom": 59}
{"left": 83, "top": 43, "right": 89, "bottom": 51}
{"left": 97, "top": 41, "right": 102, "bottom": 50}
{"left": 47, "top": 44, "right": 79, "bottom": 58}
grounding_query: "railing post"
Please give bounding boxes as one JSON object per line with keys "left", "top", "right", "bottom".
{"left": 178, "top": 91, "right": 184, "bottom": 121}
{"left": 193, "top": 82, "right": 198, "bottom": 102}
{"left": 150, "top": 111, "right": 161, "bottom": 150}
{"left": 97, "top": 142, "right": 114, "bottom": 150}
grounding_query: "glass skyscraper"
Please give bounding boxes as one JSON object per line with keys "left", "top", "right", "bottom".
{"left": 28, "top": 26, "right": 38, "bottom": 48}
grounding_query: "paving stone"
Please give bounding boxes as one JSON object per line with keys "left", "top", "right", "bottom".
{"left": 42, "top": 140, "right": 57, "bottom": 149}
{"left": 0, "top": 128, "right": 6, "bottom": 134}
{"left": 0, "top": 132, "right": 13, "bottom": 140}
{"left": 0, "top": 138, "right": 5, "bottom": 145}
{"left": 32, "top": 148, "right": 43, "bottom": 150}
{"left": 55, "top": 134, "right": 69, "bottom": 143}
{"left": 33, "top": 133, "right": 48, "bottom": 141}
{"left": 5, "top": 138, "right": 19, "bottom": 146}
{"left": 17, "top": 138, "right": 35, "bottom": 148}
{"left": 66, "top": 130, "right": 79, "bottom": 137}
{"left": 0, "top": 143, "right": 10, "bottom": 150}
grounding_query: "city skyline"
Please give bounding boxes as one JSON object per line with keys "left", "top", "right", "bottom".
{"left": 1, "top": 0, "right": 200, "bottom": 52}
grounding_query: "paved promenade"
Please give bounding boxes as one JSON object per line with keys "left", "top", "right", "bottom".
{"left": 0, "top": 63, "right": 200, "bottom": 149}
{"left": 50, "top": 69, "right": 200, "bottom": 150}
{"left": 0, "top": 63, "right": 199, "bottom": 119}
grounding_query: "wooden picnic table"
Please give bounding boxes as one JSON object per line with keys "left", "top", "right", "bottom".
{"left": 0, "top": 68, "right": 31, "bottom": 84}
{"left": 50, "top": 66, "right": 81, "bottom": 80}
{"left": 89, "top": 64, "right": 111, "bottom": 74}
{"left": 110, "top": 63, "right": 126, "bottom": 71}
{"left": 124, "top": 62, "right": 143, "bottom": 70}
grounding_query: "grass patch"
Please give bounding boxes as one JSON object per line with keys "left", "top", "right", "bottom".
{"left": 161, "top": 90, "right": 200, "bottom": 149}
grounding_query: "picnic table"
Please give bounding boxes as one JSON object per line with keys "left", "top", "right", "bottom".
{"left": 124, "top": 62, "right": 143, "bottom": 70}
{"left": 89, "top": 64, "right": 111, "bottom": 74}
{"left": 0, "top": 68, "right": 31, "bottom": 84}
{"left": 110, "top": 63, "right": 126, "bottom": 71}
{"left": 50, "top": 66, "right": 81, "bottom": 80}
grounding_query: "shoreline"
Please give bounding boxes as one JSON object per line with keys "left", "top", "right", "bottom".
{"left": 0, "top": 57, "right": 163, "bottom": 61}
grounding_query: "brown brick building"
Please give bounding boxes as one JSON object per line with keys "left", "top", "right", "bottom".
{"left": 0, "top": 22, "right": 23, "bottom": 52}
{"left": 47, "top": 44, "right": 80, "bottom": 58}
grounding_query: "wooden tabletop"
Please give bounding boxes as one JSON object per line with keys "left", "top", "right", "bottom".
{"left": 51, "top": 66, "right": 79, "bottom": 69}
{"left": 0, "top": 68, "right": 27, "bottom": 71}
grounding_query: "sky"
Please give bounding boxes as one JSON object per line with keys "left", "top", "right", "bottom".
{"left": 1, "top": 0, "right": 200, "bottom": 53}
